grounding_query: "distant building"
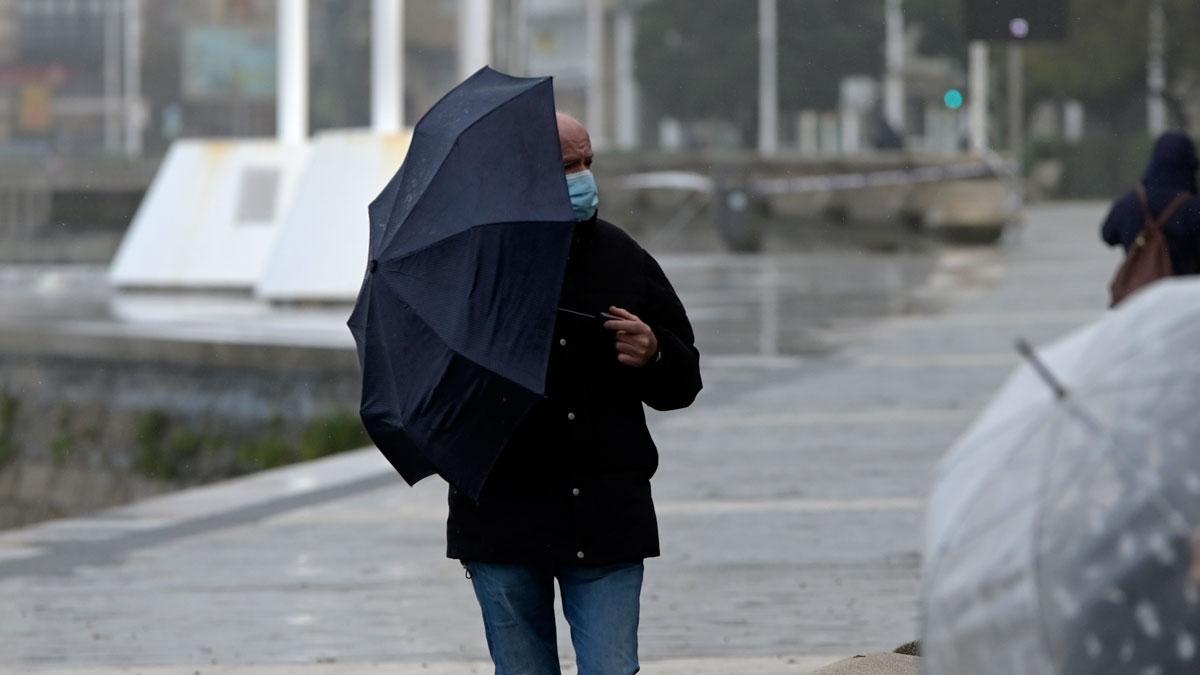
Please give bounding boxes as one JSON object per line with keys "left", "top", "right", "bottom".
{"left": 0, "top": 0, "right": 632, "bottom": 157}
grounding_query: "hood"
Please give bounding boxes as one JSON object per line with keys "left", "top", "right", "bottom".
{"left": 1143, "top": 131, "right": 1199, "bottom": 194}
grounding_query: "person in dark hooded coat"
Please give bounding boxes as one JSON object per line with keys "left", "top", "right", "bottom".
{"left": 452, "top": 112, "right": 702, "bottom": 675}
{"left": 1102, "top": 131, "right": 1200, "bottom": 275}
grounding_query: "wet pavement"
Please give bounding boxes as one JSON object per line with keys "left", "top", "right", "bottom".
{"left": 0, "top": 203, "right": 1121, "bottom": 673}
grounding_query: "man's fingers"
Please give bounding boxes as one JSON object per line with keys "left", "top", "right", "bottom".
{"left": 614, "top": 342, "right": 643, "bottom": 356}
{"left": 604, "top": 319, "right": 645, "bottom": 334}
{"left": 617, "top": 353, "right": 641, "bottom": 366}
{"left": 608, "top": 306, "right": 639, "bottom": 322}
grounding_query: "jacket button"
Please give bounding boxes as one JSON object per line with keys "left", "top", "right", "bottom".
{"left": 559, "top": 338, "right": 567, "bottom": 346}
{"left": 571, "top": 487, "right": 581, "bottom": 497}
{"left": 576, "top": 551, "right": 585, "bottom": 559}
{"left": 567, "top": 412, "right": 576, "bottom": 421}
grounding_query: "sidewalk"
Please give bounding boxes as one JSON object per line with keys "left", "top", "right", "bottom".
{"left": 0, "top": 203, "right": 1118, "bottom": 673}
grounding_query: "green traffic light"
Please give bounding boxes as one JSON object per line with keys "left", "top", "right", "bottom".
{"left": 944, "top": 89, "right": 965, "bottom": 110}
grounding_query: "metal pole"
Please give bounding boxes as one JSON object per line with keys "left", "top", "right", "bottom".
{"left": 614, "top": 3, "right": 639, "bottom": 149}
{"left": 883, "top": 0, "right": 905, "bottom": 131}
{"left": 458, "top": 0, "right": 492, "bottom": 81}
{"left": 277, "top": 0, "right": 309, "bottom": 144}
{"left": 103, "top": 0, "right": 121, "bottom": 153}
{"left": 968, "top": 40, "right": 988, "bottom": 152}
{"left": 1007, "top": 44, "right": 1023, "bottom": 169}
{"left": 1148, "top": 0, "right": 1167, "bottom": 135}
{"left": 371, "top": 0, "right": 404, "bottom": 133}
{"left": 757, "top": 0, "right": 778, "bottom": 156}
{"left": 123, "top": 0, "right": 143, "bottom": 157}
{"left": 509, "top": 0, "right": 528, "bottom": 74}
{"left": 586, "top": 0, "right": 606, "bottom": 148}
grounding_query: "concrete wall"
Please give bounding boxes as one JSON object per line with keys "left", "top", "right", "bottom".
{"left": 0, "top": 327, "right": 363, "bottom": 529}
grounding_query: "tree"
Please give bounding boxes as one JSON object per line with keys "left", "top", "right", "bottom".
{"left": 906, "top": 0, "right": 1200, "bottom": 134}
{"left": 635, "top": 0, "right": 883, "bottom": 145}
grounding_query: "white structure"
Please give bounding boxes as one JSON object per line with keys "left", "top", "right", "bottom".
{"left": 256, "top": 130, "right": 412, "bottom": 302}
{"left": 257, "top": 0, "right": 412, "bottom": 301}
{"left": 110, "top": 0, "right": 312, "bottom": 291}
{"left": 109, "top": 140, "right": 309, "bottom": 289}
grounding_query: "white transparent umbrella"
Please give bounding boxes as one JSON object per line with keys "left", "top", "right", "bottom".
{"left": 923, "top": 279, "right": 1200, "bottom": 675}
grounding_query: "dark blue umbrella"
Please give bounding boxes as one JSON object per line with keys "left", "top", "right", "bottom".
{"left": 347, "top": 67, "right": 575, "bottom": 500}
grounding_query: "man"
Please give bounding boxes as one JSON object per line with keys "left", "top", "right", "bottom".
{"left": 447, "top": 112, "right": 703, "bottom": 674}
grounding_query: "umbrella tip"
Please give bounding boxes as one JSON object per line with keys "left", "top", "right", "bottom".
{"left": 1015, "top": 337, "right": 1069, "bottom": 400}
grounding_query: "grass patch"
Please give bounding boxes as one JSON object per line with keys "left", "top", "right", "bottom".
{"left": 0, "top": 391, "right": 21, "bottom": 467}
{"left": 132, "top": 410, "right": 171, "bottom": 478}
{"left": 50, "top": 404, "right": 77, "bottom": 464}
{"left": 298, "top": 411, "right": 369, "bottom": 461}
{"left": 135, "top": 410, "right": 369, "bottom": 479}
{"left": 132, "top": 411, "right": 214, "bottom": 481}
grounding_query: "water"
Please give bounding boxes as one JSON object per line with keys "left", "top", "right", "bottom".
{"left": 0, "top": 219, "right": 941, "bottom": 357}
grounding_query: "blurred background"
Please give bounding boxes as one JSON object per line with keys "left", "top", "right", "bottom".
{"left": 0, "top": 0, "right": 1195, "bottom": 528}
{"left": 4, "top": 3, "right": 1200, "bottom": 672}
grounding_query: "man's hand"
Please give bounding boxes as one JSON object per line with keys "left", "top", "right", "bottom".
{"left": 603, "top": 306, "right": 659, "bottom": 367}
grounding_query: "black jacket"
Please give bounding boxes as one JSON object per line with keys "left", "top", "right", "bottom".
{"left": 446, "top": 216, "right": 702, "bottom": 564}
{"left": 1103, "top": 131, "right": 1200, "bottom": 275}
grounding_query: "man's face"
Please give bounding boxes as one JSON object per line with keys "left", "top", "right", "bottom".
{"left": 557, "top": 113, "right": 594, "bottom": 174}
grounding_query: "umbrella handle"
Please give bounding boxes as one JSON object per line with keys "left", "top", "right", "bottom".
{"left": 557, "top": 307, "right": 621, "bottom": 322}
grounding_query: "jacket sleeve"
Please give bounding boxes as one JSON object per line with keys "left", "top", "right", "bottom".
{"left": 634, "top": 249, "right": 703, "bottom": 411}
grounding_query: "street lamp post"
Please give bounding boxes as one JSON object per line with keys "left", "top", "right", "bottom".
{"left": 123, "top": 0, "right": 143, "bottom": 157}
{"left": 1147, "top": 0, "right": 1167, "bottom": 135}
{"left": 277, "top": 0, "right": 309, "bottom": 144}
{"left": 614, "top": 2, "right": 640, "bottom": 149}
{"left": 883, "top": 0, "right": 905, "bottom": 132}
{"left": 371, "top": 0, "right": 404, "bottom": 133}
{"left": 758, "top": 0, "right": 778, "bottom": 157}
{"left": 586, "top": 0, "right": 606, "bottom": 149}
{"left": 458, "top": 0, "right": 493, "bottom": 81}
{"left": 968, "top": 40, "right": 988, "bottom": 152}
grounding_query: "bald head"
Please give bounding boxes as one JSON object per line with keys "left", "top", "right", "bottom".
{"left": 556, "top": 112, "right": 593, "bottom": 173}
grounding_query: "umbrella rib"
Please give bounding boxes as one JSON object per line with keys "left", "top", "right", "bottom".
{"left": 1029, "top": 408, "right": 1072, "bottom": 668}
{"left": 929, "top": 409, "right": 1057, "bottom": 560}
{"left": 936, "top": 375, "right": 1191, "bottom": 554}
{"left": 1062, "top": 397, "right": 1196, "bottom": 536}
{"left": 380, "top": 219, "right": 573, "bottom": 267}
{"left": 1015, "top": 338, "right": 1068, "bottom": 400}
{"left": 370, "top": 271, "right": 545, "bottom": 397}
{"left": 1063, "top": 311, "right": 1200, "bottom": 385}
{"left": 378, "top": 81, "right": 556, "bottom": 255}
{"left": 944, "top": 366, "right": 1200, "bottom": 468}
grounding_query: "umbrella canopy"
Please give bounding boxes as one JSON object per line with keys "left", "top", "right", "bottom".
{"left": 347, "top": 67, "right": 575, "bottom": 500}
{"left": 923, "top": 279, "right": 1200, "bottom": 674}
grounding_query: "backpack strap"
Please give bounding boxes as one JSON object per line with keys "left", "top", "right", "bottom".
{"left": 1136, "top": 184, "right": 1190, "bottom": 234}
{"left": 1157, "top": 193, "right": 1191, "bottom": 230}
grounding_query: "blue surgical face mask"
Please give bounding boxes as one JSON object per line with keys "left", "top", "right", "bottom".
{"left": 565, "top": 170, "right": 599, "bottom": 221}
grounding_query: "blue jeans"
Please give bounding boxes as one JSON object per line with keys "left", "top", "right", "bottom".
{"left": 466, "top": 561, "right": 644, "bottom": 675}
